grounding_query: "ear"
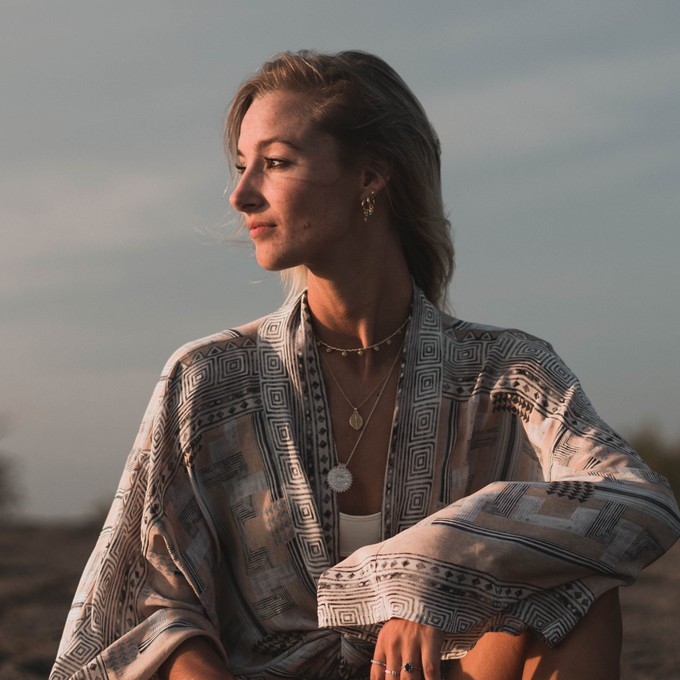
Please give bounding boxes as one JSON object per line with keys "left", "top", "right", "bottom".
{"left": 359, "top": 156, "right": 390, "bottom": 195}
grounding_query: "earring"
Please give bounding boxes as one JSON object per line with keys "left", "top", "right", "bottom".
{"left": 361, "top": 191, "right": 376, "bottom": 222}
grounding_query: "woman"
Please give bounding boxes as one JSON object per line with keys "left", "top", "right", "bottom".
{"left": 52, "top": 50, "right": 679, "bottom": 680}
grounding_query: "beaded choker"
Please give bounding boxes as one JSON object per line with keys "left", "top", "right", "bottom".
{"left": 314, "top": 315, "right": 411, "bottom": 357}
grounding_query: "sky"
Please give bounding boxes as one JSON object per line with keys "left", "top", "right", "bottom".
{"left": 1, "top": 1, "right": 679, "bottom": 520}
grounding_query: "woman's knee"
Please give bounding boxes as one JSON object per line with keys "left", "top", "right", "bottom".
{"left": 523, "top": 588, "right": 622, "bottom": 680}
{"left": 446, "top": 589, "right": 621, "bottom": 680}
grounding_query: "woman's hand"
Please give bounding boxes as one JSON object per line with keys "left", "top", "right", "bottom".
{"left": 371, "top": 618, "right": 445, "bottom": 679}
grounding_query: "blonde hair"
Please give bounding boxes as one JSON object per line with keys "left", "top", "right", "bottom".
{"left": 225, "top": 50, "right": 454, "bottom": 309}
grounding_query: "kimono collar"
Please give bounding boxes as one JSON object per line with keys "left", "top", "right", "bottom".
{"left": 257, "top": 286, "right": 445, "bottom": 574}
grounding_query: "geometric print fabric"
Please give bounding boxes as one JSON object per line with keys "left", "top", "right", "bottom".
{"left": 51, "top": 288, "right": 680, "bottom": 679}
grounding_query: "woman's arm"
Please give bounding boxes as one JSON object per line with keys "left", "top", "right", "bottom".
{"left": 158, "top": 637, "right": 234, "bottom": 680}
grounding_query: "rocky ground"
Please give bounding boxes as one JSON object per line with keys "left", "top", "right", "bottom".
{"left": 0, "top": 523, "right": 678, "bottom": 679}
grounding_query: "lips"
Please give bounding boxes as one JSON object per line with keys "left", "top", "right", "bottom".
{"left": 247, "top": 222, "right": 275, "bottom": 239}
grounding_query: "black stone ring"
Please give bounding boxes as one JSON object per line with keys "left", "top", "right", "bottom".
{"left": 402, "top": 662, "right": 422, "bottom": 673}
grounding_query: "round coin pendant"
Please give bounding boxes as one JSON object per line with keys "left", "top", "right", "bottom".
{"left": 327, "top": 464, "right": 353, "bottom": 493}
{"left": 348, "top": 409, "right": 363, "bottom": 430}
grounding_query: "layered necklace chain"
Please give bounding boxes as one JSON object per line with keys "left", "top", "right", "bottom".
{"left": 321, "top": 352, "right": 397, "bottom": 431}
{"left": 322, "top": 335, "right": 406, "bottom": 494}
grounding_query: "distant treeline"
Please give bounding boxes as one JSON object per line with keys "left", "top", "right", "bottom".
{"left": 0, "top": 415, "right": 17, "bottom": 515}
{"left": 0, "top": 454, "right": 18, "bottom": 515}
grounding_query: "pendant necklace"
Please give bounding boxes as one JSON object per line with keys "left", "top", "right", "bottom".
{"left": 321, "top": 352, "right": 400, "bottom": 431}
{"left": 325, "top": 341, "right": 404, "bottom": 494}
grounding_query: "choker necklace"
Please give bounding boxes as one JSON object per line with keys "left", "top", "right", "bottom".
{"left": 315, "top": 314, "right": 411, "bottom": 357}
{"left": 325, "top": 342, "right": 403, "bottom": 493}
{"left": 321, "top": 352, "right": 397, "bottom": 430}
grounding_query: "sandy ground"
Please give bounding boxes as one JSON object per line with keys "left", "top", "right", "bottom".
{"left": 0, "top": 523, "right": 678, "bottom": 679}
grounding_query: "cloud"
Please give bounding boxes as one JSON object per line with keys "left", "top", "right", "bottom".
{"left": 0, "top": 160, "right": 232, "bottom": 297}
{"left": 429, "top": 50, "right": 680, "bottom": 167}
{"left": 3, "top": 169, "right": 190, "bottom": 250}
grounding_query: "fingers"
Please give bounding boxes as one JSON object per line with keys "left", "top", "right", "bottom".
{"left": 371, "top": 618, "right": 443, "bottom": 680}
{"left": 370, "top": 656, "right": 386, "bottom": 680}
{"left": 370, "top": 658, "right": 427, "bottom": 679}
{"left": 420, "top": 629, "right": 443, "bottom": 680}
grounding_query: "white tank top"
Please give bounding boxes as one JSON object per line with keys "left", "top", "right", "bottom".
{"left": 338, "top": 511, "right": 382, "bottom": 558}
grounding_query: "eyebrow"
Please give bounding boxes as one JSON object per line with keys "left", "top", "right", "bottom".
{"left": 236, "top": 137, "right": 304, "bottom": 156}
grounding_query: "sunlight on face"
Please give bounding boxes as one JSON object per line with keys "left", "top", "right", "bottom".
{"left": 230, "top": 90, "right": 364, "bottom": 273}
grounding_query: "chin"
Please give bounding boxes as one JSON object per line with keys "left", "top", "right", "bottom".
{"left": 254, "top": 251, "right": 296, "bottom": 273}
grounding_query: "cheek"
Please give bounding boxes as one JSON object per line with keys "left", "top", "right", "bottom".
{"left": 283, "top": 182, "right": 340, "bottom": 229}
{"left": 294, "top": 197, "right": 329, "bottom": 229}
{"left": 284, "top": 187, "right": 315, "bottom": 219}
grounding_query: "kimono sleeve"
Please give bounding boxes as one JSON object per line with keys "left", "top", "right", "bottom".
{"left": 317, "top": 333, "right": 680, "bottom": 656}
{"left": 51, "top": 344, "right": 228, "bottom": 680}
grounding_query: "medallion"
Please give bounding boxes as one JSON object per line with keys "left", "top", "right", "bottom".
{"left": 349, "top": 409, "right": 364, "bottom": 430}
{"left": 327, "top": 463, "right": 353, "bottom": 493}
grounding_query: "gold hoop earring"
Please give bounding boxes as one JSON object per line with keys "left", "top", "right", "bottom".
{"left": 361, "top": 191, "right": 376, "bottom": 222}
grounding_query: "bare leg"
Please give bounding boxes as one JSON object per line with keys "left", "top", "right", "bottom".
{"left": 446, "top": 631, "right": 529, "bottom": 680}
{"left": 445, "top": 588, "right": 621, "bottom": 680}
{"left": 522, "top": 588, "right": 621, "bottom": 680}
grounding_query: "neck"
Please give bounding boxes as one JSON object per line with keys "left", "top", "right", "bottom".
{"left": 306, "top": 265, "right": 413, "bottom": 352}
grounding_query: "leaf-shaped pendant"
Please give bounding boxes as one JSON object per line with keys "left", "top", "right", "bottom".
{"left": 349, "top": 409, "right": 363, "bottom": 430}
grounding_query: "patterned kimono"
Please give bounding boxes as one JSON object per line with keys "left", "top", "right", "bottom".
{"left": 51, "top": 288, "right": 680, "bottom": 679}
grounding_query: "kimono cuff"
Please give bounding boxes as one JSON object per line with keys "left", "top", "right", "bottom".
{"left": 96, "top": 609, "right": 227, "bottom": 680}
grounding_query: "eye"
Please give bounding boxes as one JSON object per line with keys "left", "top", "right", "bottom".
{"left": 264, "top": 157, "right": 288, "bottom": 170}
{"left": 234, "top": 163, "right": 246, "bottom": 175}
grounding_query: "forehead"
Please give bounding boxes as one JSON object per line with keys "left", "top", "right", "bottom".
{"left": 237, "top": 90, "right": 325, "bottom": 151}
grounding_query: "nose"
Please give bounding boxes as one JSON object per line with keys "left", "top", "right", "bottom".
{"left": 229, "top": 168, "right": 264, "bottom": 214}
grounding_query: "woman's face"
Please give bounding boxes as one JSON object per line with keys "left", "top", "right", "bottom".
{"left": 230, "top": 89, "right": 365, "bottom": 273}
